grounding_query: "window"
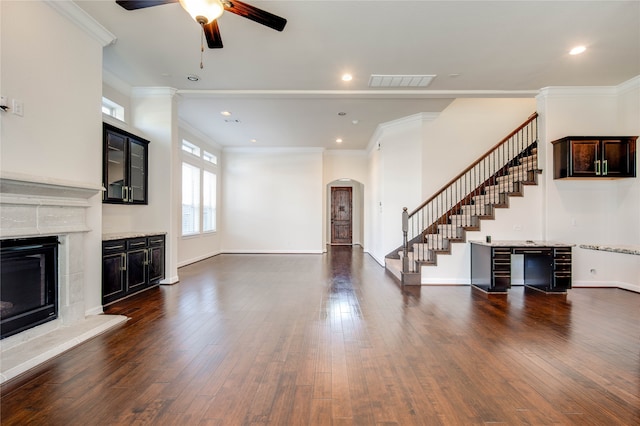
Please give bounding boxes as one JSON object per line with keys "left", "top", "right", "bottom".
{"left": 101, "top": 97, "right": 125, "bottom": 121}
{"left": 202, "top": 171, "right": 216, "bottom": 232}
{"left": 181, "top": 139, "right": 218, "bottom": 236}
{"left": 182, "top": 140, "right": 201, "bottom": 157}
{"left": 203, "top": 151, "right": 217, "bottom": 165}
{"left": 182, "top": 163, "right": 200, "bottom": 236}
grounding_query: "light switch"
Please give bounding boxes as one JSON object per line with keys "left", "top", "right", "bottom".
{"left": 12, "top": 99, "right": 24, "bottom": 116}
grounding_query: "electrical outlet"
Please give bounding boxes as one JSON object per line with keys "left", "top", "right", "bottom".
{"left": 12, "top": 99, "right": 24, "bottom": 116}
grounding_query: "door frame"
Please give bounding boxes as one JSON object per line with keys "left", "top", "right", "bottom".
{"left": 326, "top": 179, "right": 364, "bottom": 248}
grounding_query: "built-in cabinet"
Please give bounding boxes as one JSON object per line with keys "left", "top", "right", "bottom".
{"left": 470, "top": 241, "right": 573, "bottom": 293}
{"left": 103, "top": 122, "right": 149, "bottom": 204}
{"left": 102, "top": 234, "right": 165, "bottom": 305}
{"left": 552, "top": 136, "right": 637, "bottom": 179}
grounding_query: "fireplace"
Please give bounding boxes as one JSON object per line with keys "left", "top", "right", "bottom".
{"left": 1, "top": 236, "right": 59, "bottom": 339}
{"left": 0, "top": 174, "right": 130, "bottom": 383}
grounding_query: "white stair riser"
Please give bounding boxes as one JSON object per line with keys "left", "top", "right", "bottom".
{"left": 412, "top": 244, "right": 439, "bottom": 259}
{"left": 484, "top": 183, "right": 517, "bottom": 194}
{"left": 461, "top": 204, "right": 491, "bottom": 215}
{"left": 437, "top": 224, "right": 462, "bottom": 238}
{"left": 449, "top": 215, "right": 477, "bottom": 227}
{"left": 474, "top": 192, "right": 503, "bottom": 202}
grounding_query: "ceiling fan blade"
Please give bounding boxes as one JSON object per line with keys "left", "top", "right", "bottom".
{"left": 224, "top": 0, "right": 287, "bottom": 32}
{"left": 203, "top": 21, "right": 224, "bottom": 48}
{"left": 116, "top": 0, "right": 178, "bottom": 11}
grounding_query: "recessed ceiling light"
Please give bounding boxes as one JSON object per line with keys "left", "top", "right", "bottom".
{"left": 186, "top": 74, "right": 200, "bottom": 81}
{"left": 341, "top": 73, "right": 353, "bottom": 82}
{"left": 221, "top": 111, "right": 232, "bottom": 116}
{"left": 352, "top": 119, "right": 359, "bottom": 125}
{"left": 336, "top": 138, "right": 343, "bottom": 143}
{"left": 569, "top": 45, "right": 587, "bottom": 55}
{"left": 250, "top": 138, "right": 257, "bottom": 143}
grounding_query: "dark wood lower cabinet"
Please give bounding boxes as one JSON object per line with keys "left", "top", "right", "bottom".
{"left": 102, "top": 234, "right": 165, "bottom": 306}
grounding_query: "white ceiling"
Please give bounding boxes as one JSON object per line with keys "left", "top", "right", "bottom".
{"left": 75, "top": 0, "right": 640, "bottom": 150}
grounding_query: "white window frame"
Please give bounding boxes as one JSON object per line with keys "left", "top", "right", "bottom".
{"left": 101, "top": 97, "right": 125, "bottom": 121}
{"left": 182, "top": 162, "right": 201, "bottom": 236}
{"left": 181, "top": 139, "right": 218, "bottom": 237}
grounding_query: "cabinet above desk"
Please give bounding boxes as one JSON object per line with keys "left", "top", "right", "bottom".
{"left": 552, "top": 136, "right": 637, "bottom": 179}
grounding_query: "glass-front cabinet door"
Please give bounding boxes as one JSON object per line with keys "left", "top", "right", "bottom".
{"left": 103, "top": 123, "right": 149, "bottom": 204}
{"left": 129, "top": 139, "right": 147, "bottom": 203}
{"left": 104, "top": 130, "right": 126, "bottom": 201}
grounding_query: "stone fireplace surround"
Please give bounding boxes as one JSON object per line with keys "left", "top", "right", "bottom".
{"left": 0, "top": 173, "right": 127, "bottom": 384}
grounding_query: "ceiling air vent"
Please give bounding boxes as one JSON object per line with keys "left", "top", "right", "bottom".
{"left": 368, "top": 74, "right": 436, "bottom": 88}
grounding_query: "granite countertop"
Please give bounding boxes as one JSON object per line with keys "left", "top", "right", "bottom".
{"left": 469, "top": 240, "right": 574, "bottom": 247}
{"left": 579, "top": 244, "right": 640, "bottom": 256}
{"left": 103, "top": 231, "right": 166, "bottom": 241}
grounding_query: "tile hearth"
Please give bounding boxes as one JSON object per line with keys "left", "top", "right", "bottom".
{"left": 1, "top": 315, "right": 128, "bottom": 383}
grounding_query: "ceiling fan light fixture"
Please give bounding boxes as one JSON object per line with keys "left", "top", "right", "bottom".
{"left": 179, "top": 0, "right": 224, "bottom": 24}
{"left": 569, "top": 45, "right": 587, "bottom": 55}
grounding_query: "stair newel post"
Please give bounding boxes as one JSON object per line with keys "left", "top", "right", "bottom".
{"left": 402, "top": 207, "right": 409, "bottom": 272}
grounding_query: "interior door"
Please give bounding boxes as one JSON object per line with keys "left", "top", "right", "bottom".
{"left": 331, "top": 187, "right": 352, "bottom": 245}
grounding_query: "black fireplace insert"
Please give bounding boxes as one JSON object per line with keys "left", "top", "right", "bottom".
{"left": 1, "top": 236, "right": 59, "bottom": 339}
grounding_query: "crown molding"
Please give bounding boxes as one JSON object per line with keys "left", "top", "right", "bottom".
{"left": 223, "top": 146, "right": 324, "bottom": 154}
{"left": 178, "top": 89, "right": 537, "bottom": 99}
{"left": 617, "top": 75, "right": 640, "bottom": 95}
{"left": 323, "top": 149, "right": 368, "bottom": 157}
{"left": 537, "top": 86, "right": 618, "bottom": 99}
{"left": 131, "top": 87, "right": 179, "bottom": 98}
{"left": 366, "top": 112, "right": 439, "bottom": 154}
{"left": 45, "top": 0, "right": 116, "bottom": 47}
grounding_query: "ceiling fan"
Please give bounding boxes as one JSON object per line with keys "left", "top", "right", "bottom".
{"left": 115, "top": 0, "right": 287, "bottom": 49}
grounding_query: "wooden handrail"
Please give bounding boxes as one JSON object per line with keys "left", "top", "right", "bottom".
{"left": 409, "top": 112, "right": 538, "bottom": 216}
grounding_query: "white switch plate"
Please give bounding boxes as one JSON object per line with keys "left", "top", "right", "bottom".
{"left": 12, "top": 99, "right": 24, "bottom": 116}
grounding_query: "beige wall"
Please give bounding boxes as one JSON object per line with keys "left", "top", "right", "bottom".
{"left": 1, "top": 0, "right": 106, "bottom": 314}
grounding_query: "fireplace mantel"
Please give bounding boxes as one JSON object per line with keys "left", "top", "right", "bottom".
{"left": 0, "top": 172, "right": 102, "bottom": 205}
{"left": 0, "top": 173, "right": 126, "bottom": 384}
{"left": 0, "top": 173, "right": 103, "bottom": 239}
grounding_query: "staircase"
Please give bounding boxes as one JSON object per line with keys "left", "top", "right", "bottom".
{"left": 386, "top": 113, "right": 540, "bottom": 285}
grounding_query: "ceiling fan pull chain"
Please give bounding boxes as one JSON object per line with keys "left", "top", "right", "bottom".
{"left": 200, "top": 23, "right": 205, "bottom": 69}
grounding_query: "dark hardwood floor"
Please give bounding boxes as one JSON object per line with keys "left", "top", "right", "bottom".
{"left": 2, "top": 246, "right": 639, "bottom": 425}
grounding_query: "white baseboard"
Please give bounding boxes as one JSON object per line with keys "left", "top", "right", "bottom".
{"left": 160, "top": 275, "right": 180, "bottom": 285}
{"left": 573, "top": 280, "right": 640, "bottom": 293}
{"left": 221, "top": 249, "right": 324, "bottom": 254}
{"left": 85, "top": 305, "right": 104, "bottom": 316}
{"left": 177, "top": 251, "right": 221, "bottom": 268}
{"left": 421, "top": 278, "right": 468, "bottom": 285}
{"left": 368, "top": 252, "right": 386, "bottom": 267}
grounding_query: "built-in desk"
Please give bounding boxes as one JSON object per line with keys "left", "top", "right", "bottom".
{"left": 470, "top": 241, "right": 573, "bottom": 294}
